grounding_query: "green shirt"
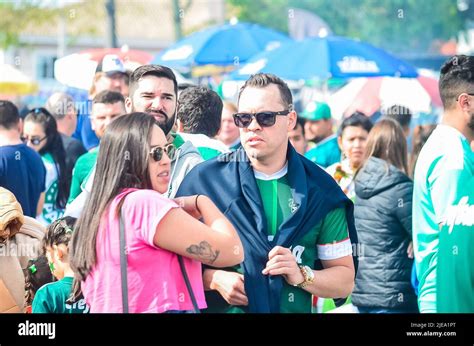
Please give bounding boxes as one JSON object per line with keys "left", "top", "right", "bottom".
{"left": 68, "top": 148, "right": 98, "bottom": 203}
{"left": 197, "top": 147, "right": 223, "bottom": 160}
{"left": 178, "top": 133, "right": 229, "bottom": 160}
{"left": 206, "top": 165, "right": 351, "bottom": 313}
{"left": 32, "top": 277, "right": 89, "bottom": 313}
{"left": 305, "top": 135, "right": 341, "bottom": 168}
{"left": 413, "top": 125, "right": 474, "bottom": 313}
{"left": 256, "top": 171, "right": 350, "bottom": 313}
{"left": 38, "top": 153, "right": 63, "bottom": 225}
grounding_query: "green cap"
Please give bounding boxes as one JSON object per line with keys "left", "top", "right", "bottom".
{"left": 300, "top": 101, "right": 331, "bottom": 121}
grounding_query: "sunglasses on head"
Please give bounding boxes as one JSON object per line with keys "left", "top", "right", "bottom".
{"left": 233, "top": 110, "right": 290, "bottom": 128}
{"left": 21, "top": 135, "right": 47, "bottom": 146}
{"left": 149, "top": 143, "right": 176, "bottom": 162}
{"left": 29, "top": 107, "right": 54, "bottom": 117}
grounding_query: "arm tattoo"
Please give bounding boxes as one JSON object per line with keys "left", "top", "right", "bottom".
{"left": 186, "top": 241, "right": 220, "bottom": 264}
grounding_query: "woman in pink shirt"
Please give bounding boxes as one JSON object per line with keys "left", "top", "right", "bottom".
{"left": 70, "top": 113, "right": 243, "bottom": 313}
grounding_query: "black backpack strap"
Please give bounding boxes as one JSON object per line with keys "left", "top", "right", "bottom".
{"left": 178, "top": 255, "right": 200, "bottom": 313}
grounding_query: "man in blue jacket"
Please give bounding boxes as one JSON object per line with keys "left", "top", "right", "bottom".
{"left": 177, "top": 73, "right": 357, "bottom": 313}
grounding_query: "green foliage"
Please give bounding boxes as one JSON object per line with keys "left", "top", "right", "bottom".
{"left": 0, "top": 1, "right": 59, "bottom": 49}
{"left": 226, "top": 0, "right": 464, "bottom": 54}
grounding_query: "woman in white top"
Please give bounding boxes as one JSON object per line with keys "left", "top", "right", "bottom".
{"left": 326, "top": 112, "right": 373, "bottom": 201}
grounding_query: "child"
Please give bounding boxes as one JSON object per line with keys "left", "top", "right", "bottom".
{"left": 24, "top": 255, "right": 54, "bottom": 313}
{"left": 32, "top": 217, "right": 89, "bottom": 313}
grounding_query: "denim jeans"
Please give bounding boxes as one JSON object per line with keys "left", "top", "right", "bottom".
{"left": 357, "top": 306, "right": 417, "bottom": 314}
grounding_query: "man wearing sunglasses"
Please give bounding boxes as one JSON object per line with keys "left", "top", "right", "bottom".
{"left": 177, "top": 73, "right": 358, "bottom": 313}
{"left": 413, "top": 55, "right": 474, "bottom": 313}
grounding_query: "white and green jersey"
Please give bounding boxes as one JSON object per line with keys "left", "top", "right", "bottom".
{"left": 178, "top": 133, "right": 230, "bottom": 160}
{"left": 37, "top": 153, "right": 64, "bottom": 226}
{"left": 413, "top": 125, "right": 474, "bottom": 313}
{"left": 254, "top": 163, "right": 352, "bottom": 313}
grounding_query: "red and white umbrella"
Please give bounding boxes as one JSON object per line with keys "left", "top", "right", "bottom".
{"left": 328, "top": 72, "right": 442, "bottom": 120}
{"left": 54, "top": 47, "right": 153, "bottom": 90}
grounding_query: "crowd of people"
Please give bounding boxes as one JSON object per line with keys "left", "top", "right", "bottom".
{"left": 0, "top": 53, "right": 472, "bottom": 314}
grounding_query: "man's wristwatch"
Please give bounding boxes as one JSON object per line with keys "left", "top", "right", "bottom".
{"left": 294, "top": 265, "right": 314, "bottom": 288}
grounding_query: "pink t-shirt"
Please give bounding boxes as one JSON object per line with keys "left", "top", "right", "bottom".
{"left": 82, "top": 188, "right": 207, "bottom": 313}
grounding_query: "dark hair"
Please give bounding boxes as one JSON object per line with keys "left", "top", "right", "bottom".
{"left": 93, "top": 90, "right": 125, "bottom": 105}
{"left": 177, "top": 86, "right": 223, "bottom": 137}
{"left": 238, "top": 73, "right": 293, "bottom": 109}
{"left": 43, "top": 216, "right": 76, "bottom": 251}
{"left": 338, "top": 111, "right": 373, "bottom": 137}
{"left": 70, "top": 113, "right": 157, "bottom": 282}
{"left": 24, "top": 108, "right": 70, "bottom": 209}
{"left": 362, "top": 118, "right": 409, "bottom": 174}
{"left": 294, "top": 116, "right": 305, "bottom": 133}
{"left": 23, "top": 255, "right": 55, "bottom": 310}
{"left": 0, "top": 100, "right": 20, "bottom": 129}
{"left": 129, "top": 64, "right": 178, "bottom": 98}
{"left": 409, "top": 124, "right": 437, "bottom": 178}
{"left": 178, "top": 83, "right": 196, "bottom": 92}
{"left": 439, "top": 55, "right": 474, "bottom": 110}
{"left": 383, "top": 105, "right": 412, "bottom": 129}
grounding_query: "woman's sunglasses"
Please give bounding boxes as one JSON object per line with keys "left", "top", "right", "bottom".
{"left": 233, "top": 110, "right": 289, "bottom": 128}
{"left": 21, "top": 135, "right": 48, "bottom": 146}
{"left": 149, "top": 143, "right": 177, "bottom": 162}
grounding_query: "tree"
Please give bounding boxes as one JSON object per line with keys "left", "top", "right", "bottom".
{"left": 0, "top": 1, "right": 59, "bottom": 49}
{"left": 226, "top": 0, "right": 463, "bottom": 54}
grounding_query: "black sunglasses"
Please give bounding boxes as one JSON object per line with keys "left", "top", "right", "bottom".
{"left": 149, "top": 143, "right": 176, "bottom": 162}
{"left": 21, "top": 135, "right": 48, "bottom": 146}
{"left": 233, "top": 110, "right": 289, "bottom": 128}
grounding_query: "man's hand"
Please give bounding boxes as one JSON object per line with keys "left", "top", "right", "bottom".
{"left": 407, "top": 241, "right": 414, "bottom": 259}
{"left": 261, "top": 246, "right": 305, "bottom": 286}
{"left": 209, "top": 270, "right": 248, "bottom": 306}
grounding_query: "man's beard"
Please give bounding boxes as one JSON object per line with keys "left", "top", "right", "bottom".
{"left": 132, "top": 105, "right": 175, "bottom": 135}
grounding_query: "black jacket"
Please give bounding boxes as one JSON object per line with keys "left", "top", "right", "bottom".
{"left": 61, "top": 134, "right": 86, "bottom": 176}
{"left": 352, "top": 157, "right": 417, "bottom": 310}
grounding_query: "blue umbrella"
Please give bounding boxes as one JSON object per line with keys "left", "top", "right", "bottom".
{"left": 231, "top": 35, "right": 418, "bottom": 80}
{"left": 152, "top": 22, "right": 291, "bottom": 71}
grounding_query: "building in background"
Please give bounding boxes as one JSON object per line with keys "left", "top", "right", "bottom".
{"left": 1, "top": 0, "right": 226, "bottom": 94}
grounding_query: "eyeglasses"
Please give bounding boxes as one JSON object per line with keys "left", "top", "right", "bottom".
{"left": 149, "top": 143, "right": 176, "bottom": 162}
{"left": 21, "top": 135, "right": 48, "bottom": 146}
{"left": 233, "top": 110, "right": 289, "bottom": 128}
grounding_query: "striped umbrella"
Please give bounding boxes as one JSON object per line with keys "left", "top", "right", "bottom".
{"left": 328, "top": 73, "right": 442, "bottom": 120}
